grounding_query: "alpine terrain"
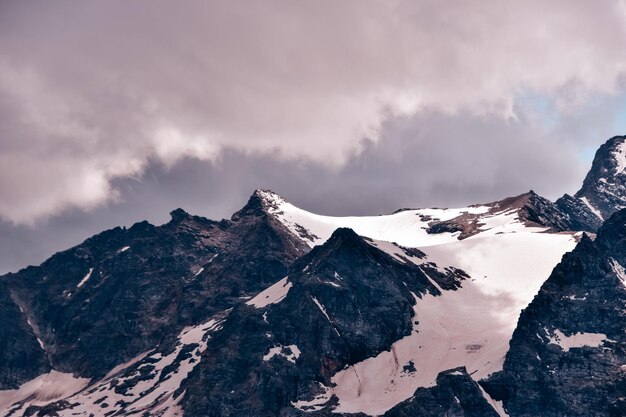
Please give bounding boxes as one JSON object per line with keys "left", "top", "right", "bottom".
{"left": 2, "top": 135, "right": 626, "bottom": 417}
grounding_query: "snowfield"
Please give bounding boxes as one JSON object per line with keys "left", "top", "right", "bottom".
{"left": 259, "top": 191, "right": 579, "bottom": 415}
{"left": 1, "top": 191, "right": 582, "bottom": 417}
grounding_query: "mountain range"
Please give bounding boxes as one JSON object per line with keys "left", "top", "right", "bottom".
{"left": 2, "top": 136, "right": 626, "bottom": 416}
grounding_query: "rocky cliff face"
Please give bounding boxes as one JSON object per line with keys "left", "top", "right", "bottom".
{"left": 556, "top": 135, "right": 626, "bottom": 231}
{"left": 182, "top": 228, "right": 445, "bottom": 417}
{"left": 0, "top": 190, "right": 309, "bottom": 381}
{"left": 427, "top": 190, "right": 575, "bottom": 239}
{"left": 384, "top": 368, "right": 500, "bottom": 417}
{"left": 5, "top": 135, "right": 626, "bottom": 417}
{"left": 485, "top": 209, "right": 626, "bottom": 417}
{"left": 0, "top": 281, "right": 50, "bottom": 389}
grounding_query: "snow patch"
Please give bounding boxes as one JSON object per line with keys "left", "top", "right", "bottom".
{"left": 263, "top": 344, "right": 301, "bottom": 363}
{"left": 291, "top": 383, "right": 333, "bottom": 412}
{"left": 266, "top": 195, "right": 489, "bottom": 248}
{"left": 328, "top": 230, "right": 576, "bottom": 415}
{"left": 610, "top": 258, "right": 626, "bottom": 287}
{"left": 311, "top": 296, "right": 340, "bottom": 336}
{"left": 477, "top": 381, "right": 509, "bottom": 417}
{"left": 547, "top": 329, "right": 608, "bottom": 352}
{"left": 318, "top": 278, "right": 341, "bottom": 288}
{"left": 78, "top": 318, "right": 220, "bottom": 416}
{"left": 580, "top": 196, "right": 603, "bottom": 220}
{"left": 1, "top": 316, "right": 226, "bottom": 417}
{"left": 563, "top": 294, "right": 587, "bottom": 301}
{"left": 311, "top": 296, "right": 331, "bottom": 323}
{"left": 0, "top": 371, "right": 90, "bottom": 413}
{"left": 77, "top": 267, "right": 93, "bottom": 288}
{"left": 246, "top": 277, "right": 292, "bottom": 308}
{"left": 613, "top": 140, "right": 626, "bottom": 174}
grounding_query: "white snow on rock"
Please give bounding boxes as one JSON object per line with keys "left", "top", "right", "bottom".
{"left": 246, "top": 277, "right": 292, "bottom": 308}
{"left": 263, "top": 193, "right": 578, "bottom": 416}
{"left": 311, "top": 296, "right": 340, "bottom": 336}
{"left": 580, "top": 196, "right": 603, "bottom": 220}
{"left": 547, "top": 329, "right": 609, "bottom": 352}
{"left": 610, "top": 258, "right": 626, "bottom": 287}
{"left": 263, "top": 344, "right": 301, "bottom": 363}
{"left": 77, "top": 267, "right": 94, "bottom": 288}
{"left": 0, "top": 371, "right": 90, "bottom": 414}
{"left": 563, "top": 294, "right": 587, "bottom": 301}
{"left": 0, "top": 316, "right": 226, "bottom": 417}
{"left": 258, "top": 190, "right": 489, "bottom": 248}
{"left": 328, "top": 229, "right": 577, "bottom": 415}
{"left": 291, "top": 383, "right": 333, "bottom": 412}
{"left": 311, "top": 296, "right": 331, "bottom": 323}
{"left": 478, "top": 382, "right": 510, "bottom": 417}
{"left": 613, "top": 140, "right": 626, "bottom": 174}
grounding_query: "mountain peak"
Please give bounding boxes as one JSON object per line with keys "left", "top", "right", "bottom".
{"left": 291, "top": 227, "right": 391, "bottom": 275}
{"left": 578, "top": 135, "right": 626, "bottom": 186}
{"left": 555, "top": 135, "right": 626, "bottom": 232}
{"left": 576, "top": 136, "right": 626, "bottom": 211}
{"left": 231, "top": 189, "right": 288, "bottom": 221}
{"left": 169, "top": 207, "right": 192, "bottom": 222}
{"left": 252, "top": 188, "right": 285, "bottom": 203}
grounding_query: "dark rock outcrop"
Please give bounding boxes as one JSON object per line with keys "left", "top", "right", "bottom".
{"left": 181, "top": 228, "right": 442, "bottom": 417}
{"left": 0, "top": 190, "right": 309, "bottom": 380}
{"left": 485, "top": 209, "right": 626, "bottom": 417}
{"left": 556, "top": 135, "right": 626, "bottom": 231}
{"left": 384, "top": 367, "right": 500, "bottom": 417}
{"left": 427, "top": 190, "right": 574, "bottom": 239}
{"left": 0, "top": 281, "right": 50, "bottom": 389}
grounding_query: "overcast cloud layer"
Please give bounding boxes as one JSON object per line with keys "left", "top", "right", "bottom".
{"left": 1, "top": 1, "right": 626, "bottom": 272}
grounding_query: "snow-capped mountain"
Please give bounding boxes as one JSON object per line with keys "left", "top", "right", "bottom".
{"left": 2, "top": 136, "right": 626, "bottom": 417}
{"left": 556, "top": 135, "right": 626, "bottom": 231}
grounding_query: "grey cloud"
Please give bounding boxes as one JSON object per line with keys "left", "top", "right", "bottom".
{"left": 2, "top": 94, "right": 624, "bottom": 274}
{"left": 2, "top": 1, "right": 626, "bottom": 222}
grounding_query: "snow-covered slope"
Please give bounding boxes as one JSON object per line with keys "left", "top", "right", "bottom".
{"left": 1, "top": 313, "right": 227, "bottom": 416}
{"left": 0, "top": 189, "right": 580, "bottom": 417}
{"left": 256, "top": 189, "right": 579, "bottom": 415}
{"left": 5, "top": 135, "right": 626, "bottom": 417}
{"left": 257, "top": 189, "right": 491, "bottom": 248}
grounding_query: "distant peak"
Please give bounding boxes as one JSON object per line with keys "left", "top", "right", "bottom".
{"left": 252, "top": 189, "right": 287, "bottom": 205}
{"left": 170, "top": 208, "right": 192, "bottom": 222}
{"left": 605, "top": 135, "right": 626, "bottom": 149}
{"left": 292, "top": 227, "right": 380, "bottom": 272}
{"left": 581, "top": 135, "right": 626, "bottom": 180}
{"left": 231, "top": 189, "right": 288, "bottom": 221}
{"left": 488, "top": 190, "right": 542, "bottom": 211}
{"left": 563, "top": 135, "right": 626, "bottom": 227}
{"left": 600, "top": 135, "right": 626, "bottom": 176}
{"left": 326, "top": 227, "right": 363, "bottom": 244}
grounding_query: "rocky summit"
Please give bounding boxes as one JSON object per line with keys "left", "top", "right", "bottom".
{"left": 2, "top": 136, "right": 626, "bottom": 417}
{"left": 556, "top": 135, "right": 626, "bottom": 231}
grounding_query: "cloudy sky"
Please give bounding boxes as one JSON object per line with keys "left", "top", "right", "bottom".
{"left": 1, "top": 0, "right": 626, "bottom": 273}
